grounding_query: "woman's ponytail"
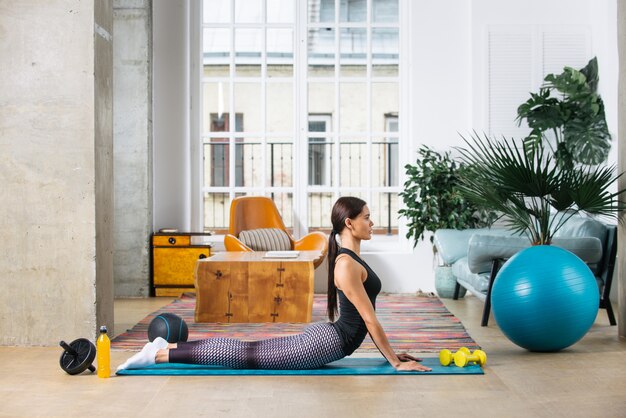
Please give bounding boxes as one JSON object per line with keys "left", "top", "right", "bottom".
{"left": 326, "top": 197, "right": 367, "bottom": 322}
{"left": 327, "top": 230, "right": 340, "bottom": 321}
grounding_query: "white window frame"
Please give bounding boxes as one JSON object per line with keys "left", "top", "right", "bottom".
{"left": 190, "top": 0, "right": 412, "bottom": 250}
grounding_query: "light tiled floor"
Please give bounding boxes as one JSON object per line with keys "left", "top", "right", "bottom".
{"left": 0, "top": 296, "right": 625, "bottom": 417}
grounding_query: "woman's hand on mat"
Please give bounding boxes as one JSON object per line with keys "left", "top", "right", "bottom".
{"left": 395, "top": 360, "right": 432, "bottom": 372}
{"left": 394, "top": 353, "right": 432, "bottom": 372}
{"left": 397, "top": 352, "right": 422, "bottom": 362}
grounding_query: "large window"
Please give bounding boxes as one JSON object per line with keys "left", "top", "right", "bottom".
{"left": 196, "top": 0, "right": 402, "bottom": 235}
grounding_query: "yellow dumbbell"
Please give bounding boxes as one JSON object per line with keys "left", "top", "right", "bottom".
{"left": 454, "top": 349, "right": 487, "bottom": 368}
{"left": 439, "top": 347, "right": 471, "bottom": 366}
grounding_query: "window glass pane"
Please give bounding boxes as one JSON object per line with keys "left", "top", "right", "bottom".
{"left": 308, "top": 136, "right": 334, "bottom": 187}
{"left": 372, "top": 28, "right": 399, "bottom": 77}
{"left": 234, "top": 83, "right": 261, "bottom": 132}
{"left": 369, "top": 191, "right": 398, "bottom": 234}
{"left": 340, "top": 0, "right": 366, "bottom": 22}
{"left": 204, "top": 192, "right": 231, "bottom": 230}
{"left": 203, "top": 0, "right": 230, "bottom": 23}
{"left": 309, "top": 119, "right": 329, "bottom": 132}
{"left": 267, "top": 29, "right": 293, "bottom": 77}
{"left": 372, "top": 0, "right": 398, "bottom": 23}
{"left": 372, "top": 136, "right": 398, "bottom": 187}
{"left": 203, "top": 83, "right": 231, "bottom": 133}
{"left": 203, "top": 28, "right": 230, "bottom": 77}
{"left": 308, "top": 83, "right": 335, "bottom": 120}
{"left": 203, "top": 142, "right": 230, "bottom": 187}
{"left": 340, "top": 83, "right": 367, "bottom": 132}
{"left": 339, "top": 138, "right": 367, "bottom": 187}
{"left": 203, "top": 64, "right": 230, "bottom": 78}
{"left": 235, "top": 28, "right": 262, "bottom": 77}
{"left": 270, "top": 192, "right": 293, "bottom": 227}
{"left": 267, "top": 0, "right": 294, "bottom": 23}
{"left": 235, "top": 138, "right": 263, "bottom": 187}
{"left": 308, "top": 193, "right": 334, "bottom": 229}
{"left": 308, "top": 28, "right": 335, "bottom": 77}
{"left": 371, "top": 82, "right": 398, "bottom": 131}
{"left": 235, "top": 0, "right": 262, "bottom": 22}
{"left": 267, "top": 139, "right": 293, "bottom": 187}
{"left": 309, "top": 0, "right": 334, "bottom": 23}
{"left": 267, "top": 83, "right": 293, "bottom": 132}
{"left": 340, "top": 28, "right": 366, "bottom": 77}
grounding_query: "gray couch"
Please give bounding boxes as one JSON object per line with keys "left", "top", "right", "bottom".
{"left": 433, "top": 215, "right": 617, "bottom": 326}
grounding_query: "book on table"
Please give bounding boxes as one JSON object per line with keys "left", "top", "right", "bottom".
{"left": 263, "top": 251, "right": 300, "bottom": 258}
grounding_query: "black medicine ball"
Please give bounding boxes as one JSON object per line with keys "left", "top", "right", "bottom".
{"left": 147, "top": 313, "right": 189, "bottom": 343}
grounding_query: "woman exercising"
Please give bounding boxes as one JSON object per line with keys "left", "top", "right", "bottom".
{"left": 117, "top": 197, "right": 431, "bottom": 372}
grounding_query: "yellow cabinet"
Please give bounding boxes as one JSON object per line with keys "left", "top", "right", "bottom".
{"left": 151, "top": 233, "right": 212, "bottom": 296}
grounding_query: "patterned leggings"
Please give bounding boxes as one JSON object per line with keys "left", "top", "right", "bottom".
{"left": 168, "top": 323, "right": 346, "bottom": 369}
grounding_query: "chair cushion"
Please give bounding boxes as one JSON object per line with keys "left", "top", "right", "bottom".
{"left": 238, "top": 228, "right": 292, "bottom": 251}
{"left": 553, "top": 214, "right": 608, "bottom": 243}
{"left": 467, "top": 235, "right": 603, "bottom": 274}
{"left": 452, "top": 257, "right": 491, "bottom": 294}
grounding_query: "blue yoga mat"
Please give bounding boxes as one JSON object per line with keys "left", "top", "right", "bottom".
{"left": 116, "top": 357, "right": 483, "bottom": 376}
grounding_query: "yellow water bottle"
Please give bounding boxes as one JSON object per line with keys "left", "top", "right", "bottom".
{"left": 97, "top": 325, "right": 110, "bottom": 378}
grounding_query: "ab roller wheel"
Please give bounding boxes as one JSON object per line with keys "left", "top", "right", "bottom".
{"left": 59, "top": 338, "right": 96, "bottom": 375}
{"left": 439, "top": 347, "right": 487, "bottom": 368}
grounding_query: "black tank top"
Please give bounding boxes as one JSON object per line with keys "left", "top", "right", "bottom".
{"left": 331, "top": 248, "right": 382, "bottom": 355}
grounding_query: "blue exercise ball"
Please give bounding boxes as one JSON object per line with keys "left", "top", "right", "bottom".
{"left": 491, "top": 245, "right": 599, "bottom": 352}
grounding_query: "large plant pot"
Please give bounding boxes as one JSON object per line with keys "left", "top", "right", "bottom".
{"left": 435, "top": 266, "right": 466, "bottom": 299}
{"left": 491, "top": 245, "right": 599, "bottom": 352}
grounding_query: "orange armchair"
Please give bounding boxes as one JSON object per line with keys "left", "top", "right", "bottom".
{"left": 223, "top": 196, "right": 328, "bottom": 268}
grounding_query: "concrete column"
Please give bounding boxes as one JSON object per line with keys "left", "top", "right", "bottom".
{"left": 0, "top": 0, "right": 114, "bottom": 345}
{"left": 618, "top": 0, "right": 626, "bottom": 339}
{"left": 113, "top": 0, "right": 153, "bottom": 297}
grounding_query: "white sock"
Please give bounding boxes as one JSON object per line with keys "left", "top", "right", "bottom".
{"left": 116, "top": 341, "right": 161, "bottom": 371}
{"left": 152, "top": 336, "right": 169, "bottom": 350}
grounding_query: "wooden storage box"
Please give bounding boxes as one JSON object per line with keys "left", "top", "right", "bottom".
{"left": 195, "top": 251, "right": 318, "bottom": 323}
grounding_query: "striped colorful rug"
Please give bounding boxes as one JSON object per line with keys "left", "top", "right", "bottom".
{"left": 112, "top": 293, "right": 480, "bottom": 353}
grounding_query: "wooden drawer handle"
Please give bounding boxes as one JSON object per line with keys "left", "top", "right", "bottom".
{"left": 199, "top": 254, "right": 208, "bottom": 259}
{"left": 168, "top": 237, "right": 176, "bottom": 245}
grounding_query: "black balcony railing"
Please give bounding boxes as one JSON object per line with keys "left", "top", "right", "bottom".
{"left": 204, "top": 140, "right": 398, "bottom": 233}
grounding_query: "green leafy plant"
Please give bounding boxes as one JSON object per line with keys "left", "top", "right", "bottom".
{"left": 398, "top": 145, "right": 497, "bottom": 247}
{"left": 516, "top": 57, "right": 611, "bottom": 169}
{"left": 456, "top": 133, "right": 625, "bottom": 245}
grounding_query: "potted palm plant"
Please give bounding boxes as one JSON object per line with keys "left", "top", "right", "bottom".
{"left": 456, "top": 132, "right": 626, "bottom": 351}
{"left": 398, "top": 145, "right": 497, "bottom": 298}
{"left": 456, "top": 133, "right": 624, "bottom": 244}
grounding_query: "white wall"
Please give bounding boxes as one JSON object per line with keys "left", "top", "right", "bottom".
{"left": 617, "top": 0, "right": 626, "bottom": 338}
{"left": 590, "top": 0, "right": 619, "bottom": 164}
{"left": 153, "top": 0, "right": 191, "bottom": 231}
{"left": 470, "top": 0, "right": 618, "bottom": 140}
{"left": 153, "top": 0, "right": 618, "bottom": 294}
{"left": 409, "top": 1, "right": 472, "bottom": 155}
